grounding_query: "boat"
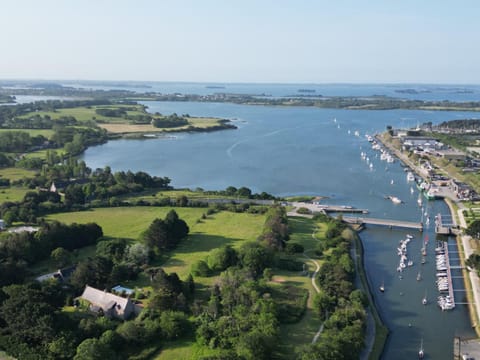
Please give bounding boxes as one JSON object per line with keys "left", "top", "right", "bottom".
{"left": 419, "top": 338, "right": 425, "bottom": 359}
{"left": 410, "top": 186, "right": 415, "bottom": 194}
{"left": 417, "top": 271, "right": 422, "bottom": 281}
{"left": 389, "top": 196, "right": 402, "bottom": 204}
{"left": 379, "top": 281, "right": 385, "bottom": 292}
{"left": 390, "top": 179, "right": 394, "bottom": 185}
{"left": 421, "top": 257, "right": 426, "bottom": 264}
{"left": 408, "top": 260, "right": 414, "bottom": 267}
{"left": 424, "top": 188, "right": 439, "bottom": 200}
{"left": 407, "top": 172, "right": 415, "bottom": 182}
{"left": 422, "top": 291, "right": 428, "bottom": 305}
{"left": 421, "top": 247, "right": 427, "bottom": 256}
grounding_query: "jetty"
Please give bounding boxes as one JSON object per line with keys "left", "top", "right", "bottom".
{"left": 435, "top": 213, "right": 452, "bottom": 235}
{"left": 343, "top": 216, "right": 423, "bottom": 231}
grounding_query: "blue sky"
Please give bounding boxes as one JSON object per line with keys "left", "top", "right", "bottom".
{"left": 1, "top": 0, "right": 479, "bottom": 83}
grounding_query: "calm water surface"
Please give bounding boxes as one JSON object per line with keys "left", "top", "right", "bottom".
{"left": 82, "top": 91, "right": 480, "bottom": 358}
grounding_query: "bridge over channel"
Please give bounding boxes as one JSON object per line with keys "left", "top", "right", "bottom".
{"left": 343, "top": 216, "right": 423, "bottom": 231}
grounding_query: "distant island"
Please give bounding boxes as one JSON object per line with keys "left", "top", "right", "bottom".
{"left": 205, "top": 85, "right": 226, "bottom": 89}
{"left": 2, "top": 84, "right": 480, "bottom": 112}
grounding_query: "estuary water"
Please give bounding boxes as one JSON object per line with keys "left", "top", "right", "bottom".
{"left": 81, "top": 87, "right": 480, "bottom": 358}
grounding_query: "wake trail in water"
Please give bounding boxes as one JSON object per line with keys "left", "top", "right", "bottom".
{"left": 226, "top": 127, "right": 298, "bottom": 159}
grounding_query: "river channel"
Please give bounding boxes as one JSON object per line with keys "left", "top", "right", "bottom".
{"left": 82, "top": 93, "right": 479, "bottom": 358}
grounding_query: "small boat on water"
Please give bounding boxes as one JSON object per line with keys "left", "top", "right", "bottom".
{"left": 410, "top": 186, "right": 415, "bottom": 194}
{"left": 388, "top": 196, "right": 402, "bottom": 204}
{"left": 407, "top": 171, "right": 415, "bottom": 182}
{"left": 422, "top": 291, "right": 428, "bottom": 305}
{"left": 418, "top": 338, "right": 425, "bottom": 359}
{"left": 417, "top": 271, "right": 422, "bottom": 281}
{"left": 379, "top": 281, "right": 385, "bottom": 293}
{"left": 421, "top": 257, "right": 426, "bottom": 264}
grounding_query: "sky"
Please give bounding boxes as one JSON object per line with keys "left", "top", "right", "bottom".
{"left": 1, "top": 0, "right": 479, "bottom": 83}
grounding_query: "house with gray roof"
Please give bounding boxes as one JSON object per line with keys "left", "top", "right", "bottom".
{"left": 80, "top": 285, "right": 135, "bottom": 320}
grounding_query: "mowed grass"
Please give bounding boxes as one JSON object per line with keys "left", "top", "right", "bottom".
{"left": 23, "top": 148, "right": 67, "bottom": 160}
{"left": 0, "top": 128, "right": 55, "bottom": 138}
{"left": 20, "top": 105, "right": 146, "bottom": 124}
{"left": 46, "top": 207, "right": 207, "bottom": 240}
{"left": 0, "top": 187, "right": 30, "bottom": 203}
{"left": 161, "top": 211, "right": 265, "bottom": 279}
{"left": 154, "top": 338, "right": 220, "bottom": 360}
{"left": 0, "top": 167, "right": 37, "bottom": 181}
{"left": 272, "top": 216, "right": 324, "bottom": 356}
{"left": 121, "top": 189, "right": 235, "bottom": 203}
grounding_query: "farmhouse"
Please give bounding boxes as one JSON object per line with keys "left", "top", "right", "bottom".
{"left": 80, "top": 285, "right": 135, "bottom": 320}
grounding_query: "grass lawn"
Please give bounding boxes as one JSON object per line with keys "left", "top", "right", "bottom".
{"left": 20, "top": 105, "right": 146, "bottom": 124}
{"left": 23, "top": 148, "right": 67, "bottom": 160}
{"left": 154, "top": 337, "right": 220, "bottom": 360}
{"left": 160, "top": 211, "right": 265, "bottom": 279}
{"left": 0, "top": 187, "right": 30, "bottom": 203}
{"left": 47, "top": 207, "right": 207, "bottom": 240}
{"left": 0, "top": 167, "right": 37, "bottom": 181}
{"left": 121, "top": 189, "right": 230, "bottom": 203}
{"left": 0, "top": 128, "right": 55, "bottom": 138}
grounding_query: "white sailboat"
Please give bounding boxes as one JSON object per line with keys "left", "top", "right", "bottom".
{"left": 418, "top": 338, "right": 425, "bottom": 359}
{"left": 422, "top": 290, "right": 427, "bottom": 305}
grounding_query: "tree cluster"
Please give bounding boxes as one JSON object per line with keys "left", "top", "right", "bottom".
{"left": 142, "top": 210, "right": 189, "bottom": 253}
{"left": 151, "top": 113, "right": 188, "bottom": 128}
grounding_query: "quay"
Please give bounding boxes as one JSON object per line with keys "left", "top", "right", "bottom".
{"left": 343, "top": 216, "right": 423, "bottom": 231}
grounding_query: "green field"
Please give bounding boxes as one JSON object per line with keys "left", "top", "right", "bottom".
{"left": 20, "top": 104, "right": 146, "bottom": 124}
{"left": 0, "top": 187, "right": 30, "bottom": 203}
{"left": 0, "top": 167, "right": 37, "bottom": 181}
{"left": 47, "top": 207, "right": 207, "bottom": 240}
{"left": 46, "top": 208, "right": 326, "bottom": 359}
{"left": 120, "top": 189, "right": 237, "bottom": 203}
{"left": 0, "top": 128, "right": 55, "bottom": 138}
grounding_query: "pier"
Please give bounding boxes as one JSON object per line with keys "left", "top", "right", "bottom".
{"left": 343, "top": 216, "right": 423, "bottom": 231}
{"left": 316, "top": 205, "right": 369, "bottom": 214}
{"left": 437, "top": 242, "right": 456, "bottom": 310}
{"left": 435, "top": 213, "right": 452, "bottom": 235}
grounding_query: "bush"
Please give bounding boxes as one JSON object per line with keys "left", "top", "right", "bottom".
{"left": 296, "top": 207, "right": 311, "bottom": 215}
{"left": 285, "top": 242, "right": 304, "bottom": 254}
{"left": 191, "top": 260, "right": 211, "bottom": 277}
{"left": 276, "top": 257, "right": 303, "bottom": 271}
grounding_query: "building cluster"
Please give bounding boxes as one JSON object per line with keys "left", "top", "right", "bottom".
{"left": 391, "top": 130, "right": 479, "bottom": 201}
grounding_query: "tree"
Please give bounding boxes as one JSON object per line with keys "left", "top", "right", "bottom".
{"left": 73, "top": 338, "right": 115, "bottom": 360}
{"left": 466, "top": 220, "right": 480, "bottom": 238}
{"left": 238, "top": 242, "right": 273, "bottom": 277}
{"left": 50, "top": 247, "right": 71, "bottom": 268}
{"left": 207, "top": 245, "right": 238, "bottom": 271}
{"left": 96, "top": 238, "right": 127, "bottom": 263}
{"left": 142, "top": 218, "right": 168, "bottom": 251}
{"left": 0, "top": 284, "right": 58, "bottom": 346}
